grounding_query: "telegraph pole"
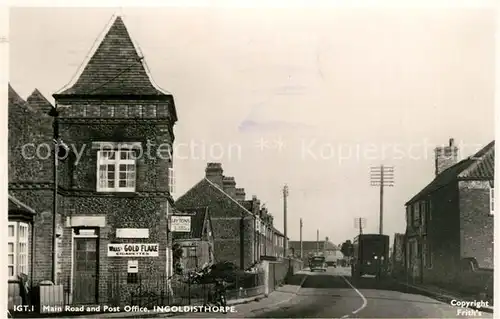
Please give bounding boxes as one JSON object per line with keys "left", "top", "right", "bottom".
{"left": 354, "top": 217, "right": 366, "bottom": 236}
{"left": 370, "top": 165, "right": 394, "bottom": 235}
{"left": 283, "top": 185, "right": 289, "bottom": 256}
{"left": 300, "top": 218, "right": 303, "bottom": 259}
{"left": 316, "top": 229, "right": 319, "bottom": 252}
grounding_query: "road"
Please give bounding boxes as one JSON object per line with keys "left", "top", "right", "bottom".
{"left": 172, "top": 267, "right": 493, "bottom": 318}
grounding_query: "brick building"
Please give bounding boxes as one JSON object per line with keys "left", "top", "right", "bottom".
{"left": 8, "top": 84, "right": 55, "bottom": 288}
{"left": 9, "top": 15, "right": 178, "bottom": 307}
{"left": 405, "top": 138, "right": 494, "bottom": 289}
{"left": 175, "top": 163, "right": 256, "bottom": 269}
{"left": 175, "top": 163, "right": 284, "bottom": 269}
{"left": 172, "top": 207, "right": 215, "bottom": 271}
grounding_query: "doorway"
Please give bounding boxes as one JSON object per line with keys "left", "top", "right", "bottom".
{"left": 73, "top": 237, "right": 98, "bottom": 304}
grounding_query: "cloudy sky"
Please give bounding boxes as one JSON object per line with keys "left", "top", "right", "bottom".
{"left": 8, "top": 5, "right": 496, "bottom": 246}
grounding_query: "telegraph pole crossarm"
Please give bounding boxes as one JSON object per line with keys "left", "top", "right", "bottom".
{"left": 370, "top": 165, "right": 395, "bottom": 235}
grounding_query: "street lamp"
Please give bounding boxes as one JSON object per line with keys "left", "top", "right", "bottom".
{"left": 48, "top": 106, "right": 70, "bottom": 284}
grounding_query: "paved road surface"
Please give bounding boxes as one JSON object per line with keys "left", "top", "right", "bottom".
{"left": 173, "top": 267, "right": 493, "bottom": 318}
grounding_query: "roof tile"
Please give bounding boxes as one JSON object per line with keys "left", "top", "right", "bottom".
{"left": 406, "top": 141, "right": 495, "bottom": 205}
{"left": 27, "top": 89, "right": 53, "bottom": 114}
{"left": 56, "top": 16, "right": 169, "bottom": 96}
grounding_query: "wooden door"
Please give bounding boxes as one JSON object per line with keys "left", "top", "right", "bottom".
{"left": 73, "top": 238, "right": 98, "bottom": 304}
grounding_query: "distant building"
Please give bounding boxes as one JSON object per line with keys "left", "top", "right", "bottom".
{"left": 405, "top": 138, "right": 494, "bottom": 287}
{"left": 172, "top": 207, "right": 215, "bottom": 271}
{"left": 288, "top": 239, "right": 338, "bottom": 262}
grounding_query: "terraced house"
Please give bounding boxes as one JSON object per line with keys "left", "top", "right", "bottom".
{"left": 405, "top": 138, "right": 494, "bottom": 297}
{"left": 8, "top": 15, "right": 178, "bottom": 308}
{"left": 175, "top": 163, "right": 285, "bottom": 269}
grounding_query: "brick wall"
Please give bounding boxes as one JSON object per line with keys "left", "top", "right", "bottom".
{"left": 55, "top": 196, "right": 170, "bottom": 305}
{"left": 458, "top": 180, "right": 494, "bottom": 269}
{"left": 57, "top": 107, "right": 173, "bottom": 193}
{"left": 421, "top": 183, "right": 461, "bottom": 285}
{"left": 8, "top": 94, "right": 53, "bottom": 184}
{"left": 60, "top": 100, "right": 173, "bottom": 122}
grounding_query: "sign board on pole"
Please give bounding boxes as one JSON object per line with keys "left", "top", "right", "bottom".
{"left": 171, "top": 216, "right": 191, "bottom": 232}
{"left": 108, "top": 243, "right": 159, "bottom": 257}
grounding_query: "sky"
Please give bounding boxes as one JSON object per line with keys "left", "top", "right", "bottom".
{"left": 8, "top": 6, "right": 496, "bottom": 247}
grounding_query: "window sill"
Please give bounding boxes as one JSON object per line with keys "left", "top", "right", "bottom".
{"left": 97, "top": 189, "right": 136, "bottom": 193}
{"left": 95, "top": 191, "right": 140, "bottom": 198}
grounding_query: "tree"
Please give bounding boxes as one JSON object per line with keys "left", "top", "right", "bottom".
{"left": 340, "top": 240, "right": 354, "bottom": 258}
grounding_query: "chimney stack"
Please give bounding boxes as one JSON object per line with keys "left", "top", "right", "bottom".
{"left": 251, "top": 195, "right": 261, "bottom": 216}
{"left": 235, "top": 188, "right": 246, "bottom": 201}
{"left": 434, "top": 138, "right": 459, "bottom": 176}
{"left": 206, "top": 163, "right": 224, "bottom": 187}
{"left": 222, "top": 176, "right": 236, "bottom": 198}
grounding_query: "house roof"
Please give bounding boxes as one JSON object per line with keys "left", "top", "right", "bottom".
{"left": 9, "top": 84, "right": 35, "bottom": 113}
{"left": 172, "top": 207, "right": 209, "bottom": 240}
{"left": 8, "top": 194, "right": 36, "bottom": 215}
{"left": 176, "top": 177, "right": 253, "bottom": 217}
{"left": 55, "top": 16, "right": 171, "bottom": 98}
{"left": 288, "top": 241, "right": 338, "bottom": 252}
{"left": 26, "top": 89, "right": 53, "bottom": 115}
{"left": 406, "top": 141, "right": 495, "bottom": 205}
{"left": 458, "top": 141, "right": 495, "bottom": 179}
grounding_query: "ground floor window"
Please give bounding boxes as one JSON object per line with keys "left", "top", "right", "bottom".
{"left": 8, "top": 221, "right": 29, "bottom": 279}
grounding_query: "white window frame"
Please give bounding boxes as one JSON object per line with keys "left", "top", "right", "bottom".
{"left": 97, "top": 149, "right": 137, "bottom": 192}
{"left": 8, "top": 221, "right": 29, "bottom": 279}
{"left": 168, "top": 167, "right": 176, "bottom": 195}
{"left": 18, "top": 223, "right": 29, "bottom": 275}
{"left": 490, "top": 187, "right": 494, "bottom": 215}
